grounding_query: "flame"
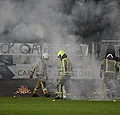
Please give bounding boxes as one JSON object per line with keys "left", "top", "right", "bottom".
{"left": 14, "top": 85, "right": 31, "bottom": 94}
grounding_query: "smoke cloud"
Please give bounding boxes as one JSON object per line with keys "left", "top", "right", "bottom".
{"left": 0, "top": 0, "right": 77, "bottom": 44}
{"left": 0, "top": 0, "right": 120, "bottom": 99}
{"left": 0, "top": 0, "right": 120, "bottom": 44}
{"left": 60, "top": 0, "right": 120, "bottom": 44}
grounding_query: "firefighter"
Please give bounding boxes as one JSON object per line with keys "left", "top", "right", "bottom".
{"left": 100, "top": 54, "right": 119, "bottom": 99}
{"left": 29, "top": 53, "right": 50, "bottom": 97}
{"left": 56, "top": 50, "right": 72, "bottom": 99}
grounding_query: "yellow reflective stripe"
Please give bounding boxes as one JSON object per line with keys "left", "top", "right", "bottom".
{"left": 60, "top": 62, "right": 63, "bottom": 76}
{"left": 114, "top": 60, "right": 116, "bottom": 72}
{"left": 60, "top": 59, "right": 65, "bottom": 76}
{"left": 60, "top": 58, "right": 72, "bottom": 76}
{"left": 40, "top": 82, "right": 44, "bottom": 89}
{"left": 103, "top": 84, "right": 106, "bottom": 89}
{"left": 33, "top": 88, "right": 38, "bottom": 94}
{"left": 104, "top": 71, "right": 115, "bottom": 73}
{"left": 105, "top": 59, "right": 116, "bottom": 72}
{"left": 62, "top": 59, "right": 66, "bottom": 74}
{"left": 32, "top": 65, "right": 36, "bottom": 70}
{"left": 59, "top": 84, "right": 62, "bottom": 98}
{"left": 105, "top": 59, "right": 108, "bottom": 72}
{"left": 31, "top": 65, "right": 36, "bottom": 74}
{"left": 34, "top": 88, "right": 38, "bottom": 91}
{"left": 31, "top": 60, "right": 40, "bottom": 74}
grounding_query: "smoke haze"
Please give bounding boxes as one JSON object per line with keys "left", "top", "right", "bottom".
{"left": 1, "top": 0, "right": 120, "bottom": 44}
{"left": 0, "top": 0, "right": 77, "bottom": 44}
{"left": 0, "top": 0, "right": 120, "bottom": 99}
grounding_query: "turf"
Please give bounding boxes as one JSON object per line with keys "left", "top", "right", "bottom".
{"left": 0, "top": 97, "right": 120, "bottom": 115}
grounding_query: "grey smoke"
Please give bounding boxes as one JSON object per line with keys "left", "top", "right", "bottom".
{"left": 0, "top": 0, "right": 77, "bottom": 43}
{"left": 0, "top": 0, "right": 120, "bottom": 99}
{"left": 61, "top": 0, "right": 120, "bottom": 44}
{"left": 0, "top": 0, "right": 120, "bottom": 44}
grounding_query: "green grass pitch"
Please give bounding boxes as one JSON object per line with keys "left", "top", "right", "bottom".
{"left": 0, "top": 97, "right": 120, "bottom": 115}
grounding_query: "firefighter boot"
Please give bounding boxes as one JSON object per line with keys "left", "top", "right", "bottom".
{"left": 43, "top": 88, "right": 51, "bottom": 97}
{"left": 55, "top": 96, "right": 63, "bottom": 100}
{"left": 32, "top": 88, "right": 39, "bottom": 97}
{"left": 55, "top": 92, "right": 63, "bottom": 100}
{"left": 32, "top": 94, "right": 39, "bottom": 97}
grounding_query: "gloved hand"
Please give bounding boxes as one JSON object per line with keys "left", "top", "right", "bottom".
{"left": 29, "top": 74, "right": 33, "bottom": 79}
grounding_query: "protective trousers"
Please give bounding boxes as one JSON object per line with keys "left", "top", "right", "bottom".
{"left": 57, "top": 75, "right": 71, "bottom": 99}
{"left": 33, "top": 79, "right": 49, "bottom": 96}
{"left": 103, "top": 72, "right": 117, "bottom": 98}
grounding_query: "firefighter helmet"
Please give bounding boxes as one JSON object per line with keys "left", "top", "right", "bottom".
{"left": 57, "top": 50, "right": 65, "bottom": 58}
{"left": 106, "top": 54, "right": 113, "bottom": 59}
{"left": 42, "top": 53, "right": 49, "bottom": 59}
